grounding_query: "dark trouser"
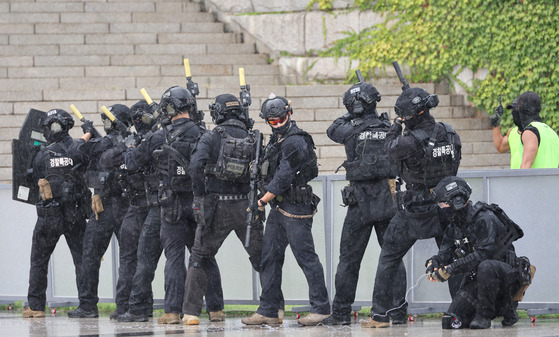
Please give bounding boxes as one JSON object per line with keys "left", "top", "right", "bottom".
{"left": 257, "top": 205, "right": 330, "bottom": 318}
{"left": 127, "top": 206, "right": 163, "bottom": 315}
{"left": 183, "top": 198, "right": 262, "bottom": 317}
{"left": 475, "top": 260, "right": 518, "bottom": 319}
{"left": 332, "top": 204, "right": 405, "bottom": 319}
{"left": 114, "top": 205, "right": 150, "bottom": 314}
{"left": 78, "top": 195, "right": 128, "bottom": 311}
{"left": 28, "top": 203, "right": 86, "bottom": 311}
{"left": 447, "top": 260, "right": 519, "bottom": 326}
{"left": 160, "top": 193, "right": 224, "bottom": 314}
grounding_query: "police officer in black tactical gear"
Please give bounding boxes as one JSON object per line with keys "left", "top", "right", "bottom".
{"left": 363, "top": 87, "right": 462, "bottom": 328}
{"left": 104, "top": 100, "right": 156, "bottom": 319}
{"left": 122, "top": 87, "right": 224, "bottom": 324}
{"left": 182, "top": 93, "right": 261, "bottom": 325}
{"left": 426, "top": 176, "right": 534, "bottom": 329}
{"left": 22, "top": 109, "right": 90, "bottom": 318}
{"left": 323, "top": 82, "right": 406, "bottom": 325}
{"left": 242, "top": 95, "right": 330, "bottom": 326}
{"left": 68, "top": 104, "right": 133, "bottom": 318}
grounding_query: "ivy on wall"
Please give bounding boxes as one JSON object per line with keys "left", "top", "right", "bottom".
{"left": 312, "top": 0, "right": 559, "bottom": 132}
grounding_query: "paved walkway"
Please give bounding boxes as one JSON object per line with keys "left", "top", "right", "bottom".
{"left": 2, "top": 311, "right": 559, "bottom": 337}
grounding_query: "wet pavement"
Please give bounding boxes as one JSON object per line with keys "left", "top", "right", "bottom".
{"left": 2, "top": 312, "right": 559, "bottom": 337}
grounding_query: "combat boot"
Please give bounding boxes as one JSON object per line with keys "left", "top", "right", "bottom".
{"left": 68, "top": 307, "right": 99, "bottom": 318}
{"left": 502, "top": 310, "right": 519, "bottom": 327}
{"left": 470, "top": 314, "right": 491, "bottom": 329}
{"left": 158, "top": 313, "right": 180, "bottom": 324}
{"left": 183, "top": 314, "right": 200, "bottom": 325}
{"left": 241, "top": 313, "right": 282, "bottom": 325}
{"left": 22, "top": 309, "right": 45, "bottom": 318}
{"left": 109, "top": 310, "right": 124, "bottom": 320}
{"left": 298, "top": 313, "right": 331, "bottom": 326}
{"left": 209, "top": 310, "right": 225, "bottom": 322}
{"left": 322, "top": 314, "right": 351, "bottom": 325}
{"left": 361, "top": 317, "right": 390, "bottom": 328}
{"left": 117, "top": 311, "right": 148, "bottom": 322}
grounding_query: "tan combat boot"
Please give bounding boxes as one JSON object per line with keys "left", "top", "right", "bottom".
{"left": 182, "top": 314, "right": 200, "bottom": 325}
{"left": 209, "top": 310, "right": 225, "bottom": 322}
{"left": 361, "top": 317, "right": 390, "bottom": 328}
{"left": 241, "top": 313, "right": 282, "bottom": 325}
{"left": 158, "top": 313, "right": 180, "bottom": 324}
{"left": 298, "top": 313, "right": 331, "bottom": 326}
{"left": 22, "top": 309, "right": 45, "bottom": 318}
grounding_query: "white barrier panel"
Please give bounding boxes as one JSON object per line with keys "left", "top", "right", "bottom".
{"left": 1, "top": 169, "right": 558, "bottom": 314}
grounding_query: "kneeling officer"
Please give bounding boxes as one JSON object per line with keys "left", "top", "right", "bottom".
{"left": 426, "top": 176, "right": 535, "bottom": 329}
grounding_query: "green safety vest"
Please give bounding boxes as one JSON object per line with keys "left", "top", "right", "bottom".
{"left": 508, "top": 122, "right": 559, "bottom": 169}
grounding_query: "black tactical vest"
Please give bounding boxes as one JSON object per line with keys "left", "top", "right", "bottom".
{"left": 262, "top": 124, "right": 318, "bottom": 187}
{"left": 342, "top": 118, "right": 397, "bottom": 181}
{"left": 401, "top": 122, "right": 459, "bottom": 188}
{"left": 157, "top": 121, "right": 200, "bottom": 192}
{"left": 205, "top": 119, "right": 255, "bottom": 183}
{"left": 86, "top": 133, "right": 127, "bottom": 196}
{"left": 42, "top": 141, "right": 82, "bottom": 202}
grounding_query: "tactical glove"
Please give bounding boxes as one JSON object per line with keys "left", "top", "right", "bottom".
{"left": 81, "top": 120, "right": 95, "bottom": 135}
{"left": 192, "top": 196, "right": 205, "bottom": 226}
{"left": 433, "top": 267, "right": 451, "bottom": 282}
{"left": 425, "top": 258, "right": 440, "bottom": 276}
{"left": 490, "top": 96, "right": 504, "bottom": 127}
{"left": 247, "top": 199, "right": 266, "bottom": 221}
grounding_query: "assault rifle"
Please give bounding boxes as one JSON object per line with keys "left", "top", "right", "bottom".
{"left": 70, "top": 104, "right": 102, "bottom": 138}
{"left": 355, "top": 69, "right": 365, "bottom": 83}
{"left": 184, "top": 58, "right": 205, "bottom": 126}
{"left": 245, "top": 130, "right": 263, "bottom": 248}
{"left": 238, "top": 67, "right": 255, "bottom": 129}
{"left": 392, "top": 61, "right": 410, "bottom": 92}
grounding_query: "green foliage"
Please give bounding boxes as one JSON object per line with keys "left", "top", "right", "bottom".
{"left": 307, "top": 0, "right": 334, "bottom": 11}
{"left": 316, "top": 0, "right": 559, "bottom": 132}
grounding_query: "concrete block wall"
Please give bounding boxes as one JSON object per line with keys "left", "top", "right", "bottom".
{"left": 0, "top": 0, "right": 506, "bottom": 184}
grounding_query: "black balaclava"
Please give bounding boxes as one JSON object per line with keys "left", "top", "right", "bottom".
{"left": 508, "top": 91, "right": 542, "bottom": 131}
{"left": 271, "top": 114, "right": 292, "bottom": 136}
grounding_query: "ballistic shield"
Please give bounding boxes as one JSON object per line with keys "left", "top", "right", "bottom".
{"left": 12, "top": 109, "right": 48, "bottom": 204}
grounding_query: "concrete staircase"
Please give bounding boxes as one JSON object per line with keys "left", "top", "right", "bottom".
{"left": 0, "top": 0, "right": 506, "bottom": 184}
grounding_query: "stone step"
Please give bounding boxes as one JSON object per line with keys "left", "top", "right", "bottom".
{"left": 132, "top": 12, "right": 215, "bottom": 23}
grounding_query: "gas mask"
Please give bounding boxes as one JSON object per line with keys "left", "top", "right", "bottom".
{"left": 44, "top": 121, "right": 67, "bottom": 143}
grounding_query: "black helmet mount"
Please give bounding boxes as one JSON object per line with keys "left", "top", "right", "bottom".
{"left": 130, "top": 100, "right": 155, "bottom": 135}
{"left": 394, "top": 87, "right": 439, "bottom": 124}
{"left": 433, "top": 176, "right": 472, "bottom": 211}
{"left": 209, "top": 94, "right": 243, "bottom": 125}
{"left": 343, "top": 82, "right": 381, "bottom": 116}
{"left": 160, "top": 86, "right": 196, "bottom": 119}
{"left": 101, "top": 104, "right": 132, "bottom": 134}
{"left": 43, "top": 109, "right": 74, "bottom": 142}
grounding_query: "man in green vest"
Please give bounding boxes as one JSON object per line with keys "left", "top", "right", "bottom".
{"left": 492, "top": 91, "right": 559, "bottom": 169}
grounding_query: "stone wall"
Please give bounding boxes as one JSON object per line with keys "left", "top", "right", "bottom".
{"left": 199, "top": 0, "right": 482, "bottom": 97}
{"left": 200, "top": 0, "right": 386, "bottom": 83}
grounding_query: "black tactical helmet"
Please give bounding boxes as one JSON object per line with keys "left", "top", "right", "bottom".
{"left": 130, "top": 100, "right": 155, "bottom": 132}
{"left": 260, "top": 94, "right": 292, "bottom": 119}
{"left": 43, "top": 108, "right": 74, "bottom": 131}
{"left": 160, "top": 86, "right": 196, "bottom": 118}
{"left": 210, "top": 94, "right": 242, "bottom": 124}
{"left": 394, "top": 87, "right": 439, "bottom": 121}
{"left": 432, "top": 176, "right": 472, "bottom": 210}
{"left": 101, "top": 104, "right": 132, "bottom": 133}
{"left": 343, "top": 83, "right": 381, "bottom": 115}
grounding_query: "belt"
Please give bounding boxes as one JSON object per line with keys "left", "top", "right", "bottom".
{"left": 218, "top": 194, "right": 248, "bottom": 201}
